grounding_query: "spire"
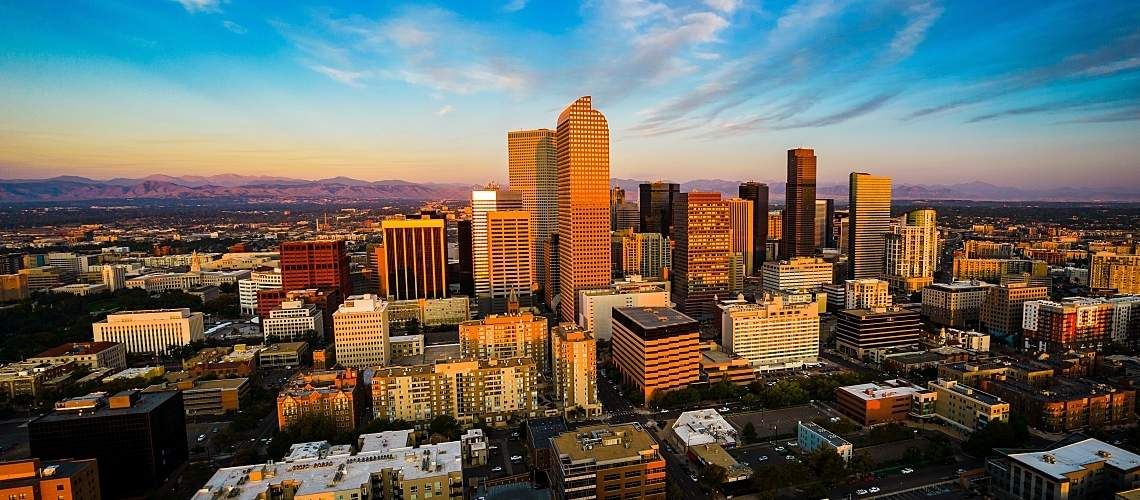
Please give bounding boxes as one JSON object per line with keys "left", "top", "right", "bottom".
{"left": 189, "top": 250, "right": 202, "bottom": 272}
{"left": 507, "top": 288, "right": 520, "bottom": 315}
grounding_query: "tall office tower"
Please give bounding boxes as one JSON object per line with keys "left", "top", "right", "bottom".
{"left": 726, "top": 198, "right": 755, "bottom": 276}
{"left": 814, "top": 198, "right": 835, "bottom": 250}
{"left": 614, "top": 201, "right": 640, "bottom": 232}
{"left": 739, "top": 182, "right": 770, "bottom": 271}
{"left": 609, "top": 186, "right": 626, "bottom": 230}
{"left": 280, "top": 240, "right": 351, "bottom": 296}
{"left": 671, "top": 192, "right": 732, "bottom": 320}
{"left": 883, "top": 208, "right": 938, "bottom": 293}
{"left": 101, "top": 264, "right": 126, "bottom": 291}
{"left": 472, "top": 187, "right": 524, "bottom": 308}
{"left": 378, "top": 217, "right": 448, "bottom": 300}
{"left": 615, "top": 231, "right": 670, "bottom": 280}
{"left": 482, "top": 211, "right": 533, "bottom": 313}
{"left": 833, "top": 210, "right": 849, "bottom": 251}
{"left": 543, "top": 234, "right": 559, "bottom": 308}
{"left": 719, "top": 293, "right": 820, "bottom": 372}
{"left": 1091, "top": 252, "right": 1140, "bottom": 294}
{"left": 845, "top": 278, "right": 892, "bottom": 309}
{"left": 459, "top": 311, "right": 548, "bottom": 371}
{"left": 848, "top": 172, "right": 892, "bottom": 279}
{"left": 556, "top": 96, "right": 612, "bottom": 323}
{"left": 783, "top": 148, "right": 817, "bottom": 258}
{"left": 332, "top": 294, "right": 390, "bottom": 369}
{"left": 456, "top": 219, "right": 474, "bottom": 296}
{"left": 551, "top": 323, "right": 602, "bottom": 418}
{"left": 508, "top": 128, "right": 557, "bottom": 295}
{"left": 639, "top": 181, "right": 680, "bottom": 237}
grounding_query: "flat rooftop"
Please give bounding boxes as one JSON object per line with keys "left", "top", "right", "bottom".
{"left": 32, "top": 342, "right": 121, "bottom": 358}
{"left": 838, "top": 381, "right": 928, "bottom": 401}
{"left": 799, "top": 421, "right": 851, "bottom": 448}
{"left": 551, "top": 423, "right": 659, "bottom": 465}
{"left": 1008, "top": 438, "right": 1140, "bottom": 480}
{"left": 613, "top": 306, "right": 697, "bottom": 331}
{"left": 34, "top": 390, "right": 176, "bottom": 423}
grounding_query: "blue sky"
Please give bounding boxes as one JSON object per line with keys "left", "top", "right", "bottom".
{"left": 1, "top": 0, "right": 1137, "bottom": 187}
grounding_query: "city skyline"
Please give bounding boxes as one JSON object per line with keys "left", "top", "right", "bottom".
{"left": 2, "top": 1, "right": 1139, "bottom": 188}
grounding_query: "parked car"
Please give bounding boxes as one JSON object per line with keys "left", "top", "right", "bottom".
{"left": 491, "top": 466, "right": 503, "bottom": 473}
{"left": 774, "top": 446, "right": 785, "bottom": 452}
{"left": 718, "top": 407, "right": 730, "bottom": 413}
{"left": 868, "top": 487, "right": 881, "bottom": 493}
{"left": 510, "top": 455, "right": 523, "bottom": 463}
{"left": 855, "top": 489, "right": 868, "bottom": 496}
{"left": 900, "top": 468, "right": 914, "bottom": 474}
{"left": 757, "top": 455, "right": 768, "bottom": 462}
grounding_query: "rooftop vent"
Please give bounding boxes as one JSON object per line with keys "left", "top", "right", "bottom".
{"left": 1041, "top": 454, "right": 1056, "bottom": 464}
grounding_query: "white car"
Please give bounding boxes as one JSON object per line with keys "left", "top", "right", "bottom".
{"left": 868, "top": 487, "right": 881, "bottom": 493}
{"left": 718, "top": 407, "right": 730, "bottom": 413}
{"left": 510, "top": 455, "right": 523, "bottom": 462}
{"left": 690, "top": 474, "right": 698, "bottom": 482}
{"left": 785, "top": 455, "right": 796, "bottom": 461}
{"left": 491, "top": 466, "right": 503, "bottom": 473}
{"left": 786, "top": 441, "right": 797, "bottom": 447}
{"left": 757, "top": 455, "right": 768, "bottom": 461}
{"left": 830, "top": 416, "right": 841, "bottom": 423}
{"left": 900, "top": 468, "right": 914, "bottom": 474}
{"left": 774, "top": 446, "right": 785, "bottom": 452}
{"left": 855, "top": 489, "right": 868, "bottom": 496}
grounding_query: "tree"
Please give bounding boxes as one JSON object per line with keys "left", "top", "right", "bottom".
{"left": 964, "top": 415, "right": 1031, "bottom": 457}
{"left": 429, "top": 415, "right": 460, "bottom": 440}
{"left": 742, "top": 422, "right": 758, "bottom": 443}
{"left": 803, "top": 447, "right": 846, "bottom": 486}
{"left": 699, "top": 464, "right": 728, "bottom": 488}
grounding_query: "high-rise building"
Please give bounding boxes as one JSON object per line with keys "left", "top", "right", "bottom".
{"left": 262, "top": 300, "right": 324, "bottom": 342}
{"left": 0, "top": 253, "right": 23, "bottom": 275}
{"left": 719, "top": 293, "right": 820, "bottom": 371}
{"left": 238, "top": 267, "right": 281, "bottom": 316}
{"left": 1023, "top": 298, "right": 1114, "bottom": 352}
{"left": 551, "top": 323, "right": 601, "bottom": 418}
{"left": 459, "top": 311, "right": 548, "bottom": 371}
{"left": 101, "top": 264, "right": 126, "bottom": 292}
{"left": 783, "top": 148, "right": 817, "bottom": 258}
{"left": 29, "top": 390, "right": 187, "bottom": 499}
{"left": 611, "top": 306, "right": 699, "bottom": 403}
{"left": 0, "top": 458, "right": 101, "bottom": 500}
{"left": 845, "top": 278, "right": 891, "bottom": 309}
{"left": 639, "top": 182, "right": 680, "bottom": 237}
{"left": 835, "top": 306, "right": 921, "bottom": 358}
{"left": 979, "top": 283, "right": 1050, "bottom": 343}
{"left": 557, "top": 96, "right": 612, "bottom": 323}
{"left": 550, "top": 424, "right": 666, "bottom": 500}
{"left": 578, "top": 277, "right": 671, "bottom": 341}
{"left": 614, "top": 201, "right": 640, "bottom": 232}
{"left": 883, "top": 208, "right": 939, "bottom": 293}
{"left": 848, "top": 172, "right": 892, "bottom": 279}
{"left": 761, "top": 257, "right": 834, "bottom": 295}
{"left": 456, "top": 219, "right": 474, "bottom": 296}
{"left": 276, "top": 368, "right": 366, "bottom": 433}
{"left": 378, "top": 217, "right": 448, "bottom": 300}
{"left": 814, "top": 198, "right": 835, "bottom": 250}
{"left": 280, "top": 240, "right": 351, "bottom": 297}
{"left": 371, "top": 357, "right": 538, "bottom": 426}
{"left": 472, "top": 187, "right": 524, "bottom": 312}
{"left": 92, "top": 308, "right": 204, "bottom": 355}
{"left": 726, "top": 197, "right": 755, "bottom": 276}
{"left": 921, "top": 281, "right": 993, "bottom": 328}
{"left": 1090, "top": 252, "right": 1140, "bottom": 294}
{"left": 331, "top": 294, "right": 389, "bottom": 369}
{"left": 484, "top": 210, "right": 533, "bottom": 312}
{"left": 615, "top": 231, "right": 670, "bottom": 280}
{"left": 508, "top": 128, "right": 558, "bottom": 295}
{"left": 739, "top": 182, "right": 769, "bottom": 271}
{"left": 671, "top": 192, "right": 732, "bottom": 319}
{"left": 543, "top": 234, "right": 559, "bottom": 308}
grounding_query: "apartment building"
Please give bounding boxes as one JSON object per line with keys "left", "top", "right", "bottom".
{"left": 927, "top": 378, "right": 1010, "bottom": 431}
{"left": 370, "top": 357, "right": 539, "bottom": 427}
{"left": 28, "top": 342, "right": 126, "bottom": 370}
{"left": 922, "top": 281, "right": 993, "bottom": 328}
{"left": 550, "top": 424, "right": 667, "bottom": 500}
{"left": 459, "top": 311, "right": 548, "bottom": 370}
{"left": 276, "top": 369, "right": 366, "bottom": 434}
{"left": 718, "top": 293, "right": 820, "bottom": 372}
{"left": 552, "top": 323, "right": 601, "bottom": 418}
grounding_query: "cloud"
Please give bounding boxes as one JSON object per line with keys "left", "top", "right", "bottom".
{"left": 884, "top": 1, "right": 943, "bottom": 62}
{"left": 436, "top": 105, "right": 455, "bottom": 116}
{"left": 774, "top": 91, "right": 901, "bottom": 129}
{"left": 704, "top": 0, "right": 743, "bottom": 14}
{"left": 222, "top": 20, "right": 246, "bottom": 34}
{"left": 309, "top": 65, "right": 368, "bottom": 87}
{"left": 504, "top": 0, "right": 528, "bottom": 12}
{"left": 172, "top": 0, "right": 221, "bottom": 14}
{"left": 1060, "top": 106, "right": 1140, "bottom": 124}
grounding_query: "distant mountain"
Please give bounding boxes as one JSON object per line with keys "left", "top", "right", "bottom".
{"left": 2, "top": 174, "right": 1137, "bottom": 202}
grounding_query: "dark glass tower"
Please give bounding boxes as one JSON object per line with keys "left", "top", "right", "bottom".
{"left": 638, "top": 182, "right": 680, "bottom": 238}
{"left": 782, "top": 148, "right": 817, "bottom": 258}
{"left": 738, "top": 182, "right": 769, "bottom": 272}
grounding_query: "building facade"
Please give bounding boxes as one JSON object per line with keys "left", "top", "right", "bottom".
{"left": 276, "top": 368, "right": 366, "bottom": 433}
{"left": 1091, "top": 252, "right": 1140, "bottom": 294}
{"left": 551, "top": 323, "right": 601, "bottom": 418}
{"left": 783, "top": 148, "right": 817, "bottom": 258}
{"left": 371, "top": 357, "right": 539, "bottom": 427}
{"left": 550, "top": 424, "right": 667, "bottom": 500}
{"left": 883, "top": 208, "right": 938, "bottom": 293}
{"left": 262, "top": 300, "right": 324, "bottom": 342}
{"left": 845, "top": 278, "right": 892, "bottom": 309}
{"left": 279, "top": 240, "right": 351, "bottom": 296}
{"left": 508, "top": 128, "right": 558, "bottom": 295}
{"left": 719, "top": 294, "right": 820, "bottom": 372}
{"left": 459, "top": 311, "right": 548, "bottom": 370}
{"left": 640, "top": 181, "right": 680, "bottom": 238}
{"left": 835, "top": 306, "right": 922, "bottom": 359}
{"left": 91, "top": 308, "right": 204, "bottom": 355}
{"left": 922, "top": 281, "right": 993, "bottom": 328}
{"left": 331, "top": 294, "right": 390, "bottom": 369}
{"left": 577, "top": 277, "right": 671, "bottom": 341}
{"left": 671, "top": 191, "right": 732, "bottom": 319}
{"left": 611, "top": 307, "right": 700, "bottom": 403}
{"left": 848, "top": 172, "right": 892, "bottom": 279}
{"left": 378, "top": 217, "right": 448, "bottom": 300}
{"left": 738, "top": 182, "right": 769, "bottom": 271}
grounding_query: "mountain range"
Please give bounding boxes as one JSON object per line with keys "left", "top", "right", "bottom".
{"left": 1, "top": 174, "right": 1137, "bottom": 203}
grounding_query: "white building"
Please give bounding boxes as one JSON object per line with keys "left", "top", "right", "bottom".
{"left": 238, "top": 268, "right": 282, "bottom": 316}
{"left": 261, "top": 300, "right": 323, "bottom": 342}
{"left": 92, "top": 308, "right": 205, "bottom": 355}
{"left": 845, "top": 278, "right": 892, "bottom": 309}
{"left": 761, "top": 257, "right": 834, "bottom": 295}
{"left": 669, "top": 409, "right": 738, "bottom": 450}
{"left": 127, "top": 270, "right": 250, "bottom": 293}
{"left": 101, "top": 264, "right": 127, "bottom": 291}
{"left": 883, "top": 208, "right": 939, "bottom": 293}
{"left": 332, "top": 294, "right": 390, "bottom": 368}
{"left": 51, "top": 283, "right": 109, "bottom": 296}
{"left": 797, "top": 421, "right": 853, "bottom": 461}
{"left": 720, "top": 293, "right": 820, "bottom": 372}
{"left": 577, "top": 277, "right": 671, "bottom": 341}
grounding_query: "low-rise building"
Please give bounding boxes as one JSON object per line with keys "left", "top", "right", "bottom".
{"left": 371, "top": 357, "right": 538, "bottom": 427}
{"left": 981, "top": 377, "right": 1135, "bottom": 433}
{"left": 0, "top": 360, "right": 77, "bottom": 399}
{"left": 987, "top": 438, "right": 1140, "bottom": 500}
{"left": 261, "top": 300, "right": 324, "bottom": 342}
{"left": 257, "top": 342, "right": 309, "bottom": 369}
{"left": 718, "top": 293, "right": 820, "bottom": 372}
{"left": 50, "top": 283, "right": 109, "bottom": 297}
{"left": 182, "top": 344, "right": 261, "bottom": 378}
{"left": 178, "top": 378, "right": 249, "bottom": 416}
{"left": 0, "top": 273, "right": 29, "bottom": 302}
{"left": 0, "top": 458, "right": 101, "bottom": 500}
{"left": 193, "top": 434, "right": 464, "bottom": 500}
{"left": 835, "top": 380, "right": 933, "bottom": 427}
{"left": 797, "top": 421, "right": 853, "bottom": 461}
{"left": 91, "top": 308, "right": 205, "bottom": 355}
{"left": 835, "top": 306, "right": 922, "bottom": 359}
{"left": 28, "top": 342, "right": 127, "bottom": 371}
{"left": 928, "top": 379, "right": 1009, "bottom": 431}
{"left": 550, "top": 423, "right": 666, "bottom": 500}
{"left": 388, "top": 334, "right": 425, "bottom": 358}
{"left": 699, "top": 344, "right": 757, "bottom": 386}
{"left": 668, "top": 409, "right": 737, "bottom": 451}
{"left": 276, "top": 369, "right": 366, "bottom": 434}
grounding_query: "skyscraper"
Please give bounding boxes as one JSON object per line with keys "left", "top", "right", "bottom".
{"left": 883, "top": 208, "right": 938, "bottom": 293}
{"left": 456, "top": 219, "right": 474, "bottom": 296}
{"left": 738, "top": 182, "right": 769, "bottom": 271}
{"left": 814, "top": 198, "right": 835, "bottom": 250}
{"left": 378, "top": 217, "right": 448, "bottom": 300}
{"left": 848, "top": 172, "right": 892, "bottom": 279}
{"left": 472, "top": 186, "right": 523, "bottom": 312}
{"left": 485, "top": 210, "right": 533, "bottom": 312}
{"left": 726, "top": 197, "right": 755, "bottom": 276}
{"left": 280, "top": 240, "right": 351, "bottom": 296}
{"left": 508, "top": 128, "right": 557, "bottom": 295}
{"left": 783, "top": 148, "right": 817, "bottom": 258}
{"left": 332, "top": 294, "right": 390, "bottom": 369}
{"left": 671, "top": 192, "right": 732, "bottom": 319}
{"left": 639, "top": 181, "right": 680, "bottom": 237}
{"left": 557, "top": 96, "right": 611, "bottom": 323}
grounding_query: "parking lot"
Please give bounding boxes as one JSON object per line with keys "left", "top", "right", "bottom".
{"left": 465, "top": 428, "right": 531, "bottom": 481}
{"left": 725, "top": 404, "right": 836, "bottom": 439}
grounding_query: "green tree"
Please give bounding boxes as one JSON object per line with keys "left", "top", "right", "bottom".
{"left": 742, "top": 422, "right": 758, "bottom": 444}
{"left": 429, "top": 415, "right": 460, "bottom": 440}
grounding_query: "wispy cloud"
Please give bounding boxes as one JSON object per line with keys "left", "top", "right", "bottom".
{"left": 436, "top": 105, "right": 455, "bottom": 116}
{"left": 703, "top": 0, "right": 743, "bottom": 14}
{"left": 1060, "top": 106, "right": 1140, "bottom": 124}
{"left": 774, "top": 91, "right": 901, "bottom": 129}
{"left": 222, "top": 20, "right": 246, "bottom": 34}
{"left": 503, "top": 0, "right": 528, "bottom": 13}
{"left": 309, "top": 65, "right": 368, "bottom": 87}
{"left": 172, "top": 0, "right": 221, "bottom": 14}
{"left": 884, "top": 1, "right": 943, "bottom": 63}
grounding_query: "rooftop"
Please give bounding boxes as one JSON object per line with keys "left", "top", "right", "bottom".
{"left": 926, "top": 281, "right": 993, "bottom": 292}
{"left": 672, "top": 409, "right": 737, "bottom": 448}
{"left": 31, "top": 341, "right": 121, "bottom": 359}
{"left": 799, "top": 421, "right": 852, "bottom": 448}
{"left": 357, "top": 430, "right": 415, "bottom": 454}
{"left": 189, "top": 378, "right": 249, "bottom": 391}
{"left": 34, "top": 390, "right": 176, "bottom": 422}
{"left": 838, "top": 380, "right": 928, "bottom": 401}
{"left": 613, "top": 306, "right": 697, "bottom": 331}
{"left": 1007, "top": 438, "right": 1140, "bottom": 480}
{"left": 551, "top": 423, "right": 660, "bottom": 465}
